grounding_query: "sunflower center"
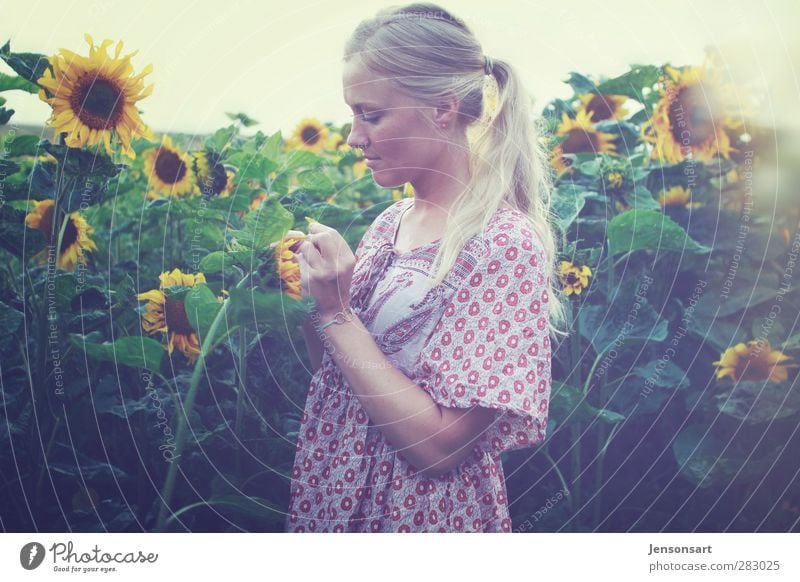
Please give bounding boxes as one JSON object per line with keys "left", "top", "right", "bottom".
{"left": 200, "top": 163, "right": 228, "bottom": 196}
{"left": 59, "top": 217, "right": 80, "bottom": 255}
{"left": 164, "top": 298, "right": 195, "bottom": 335}
{"left": 586, "top": 95, "right": 614, "bottom": 122}
{"left": 561, "top": 128, "right": 598, "bottom": 154}
{"left": 36, "top": 203, "right": 80, "bottom": 253}
{"left": 155, "top": 149, "right": 188, "bottom": 185}
{"left": 565, "top": 272, "right": 579, "bottom": 285}
{"left": 71, "top": 76, "right": 124, "bottom": 130}
{"left": 301, "top": 126, "right": 322, "bottom": 146}
{"left": 670, "top": 85, "right": 716, "bottom": 147}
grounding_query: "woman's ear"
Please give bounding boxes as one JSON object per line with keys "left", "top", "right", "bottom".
{"left": 433, "top": 92, "right": 460, "bottom": 126}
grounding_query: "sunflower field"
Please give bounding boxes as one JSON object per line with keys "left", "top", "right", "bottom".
{"left": 0, "top": 36, "right": 798, "bottom": 532}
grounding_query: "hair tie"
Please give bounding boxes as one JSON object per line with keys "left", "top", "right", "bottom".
{"left": 484, "top": 55, "right": 494, "bottom": 76}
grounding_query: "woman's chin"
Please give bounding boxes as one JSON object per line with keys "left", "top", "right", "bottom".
{"left": 369, "top": 168, "right": 405, "bottom": 189}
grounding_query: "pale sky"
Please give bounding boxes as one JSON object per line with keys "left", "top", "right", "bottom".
{"left": 2, "top": 0, "right": 798, "bottom": 136}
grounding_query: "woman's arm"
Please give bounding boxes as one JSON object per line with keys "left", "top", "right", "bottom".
{"left": 318, "top": 310, "right": 497, "bottom": 478}
{"left": 298, "top": 318, "right": 325, "bottom": 374}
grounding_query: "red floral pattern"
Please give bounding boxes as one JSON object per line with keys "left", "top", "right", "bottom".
{"left": 285, "top": 198, "right": 551, "bottom": 532}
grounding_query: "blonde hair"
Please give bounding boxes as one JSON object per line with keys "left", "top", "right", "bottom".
{"left": 344, "top": 2, "right": 566, "bottom": 337}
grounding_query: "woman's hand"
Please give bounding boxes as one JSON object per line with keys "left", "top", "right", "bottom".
{"left": 292, "top": 222, "right": 356, "bottom": 318}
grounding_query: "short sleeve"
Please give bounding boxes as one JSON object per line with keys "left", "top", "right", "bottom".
{"left": 414, "top": 219, "right": 552, "bottom": 454}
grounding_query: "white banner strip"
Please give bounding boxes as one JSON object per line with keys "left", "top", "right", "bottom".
{"left": 2, "top": 533, "right": 797, "bottom": 581}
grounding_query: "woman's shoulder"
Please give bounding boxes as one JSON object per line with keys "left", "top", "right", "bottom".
{"left": 478, "top": 206, "right": 544, "bottom": 260}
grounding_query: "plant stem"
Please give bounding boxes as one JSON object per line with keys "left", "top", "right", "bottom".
{"left": 234, "top": 327, "right": 247, "bottom": 475}
{"left": 592, "top": 422, "right": 621, "bottom": 528}
{"left": 155, "top": 275, "right": 249, "bottom": 531}
{"left": 591, "top": 240, "right": 617, "bottom": 528}
{"left": 35, "top": 415, "right": 61, "bottom": 501}
{"left": 544, "top": 450, "right": 574, "bottom": 514}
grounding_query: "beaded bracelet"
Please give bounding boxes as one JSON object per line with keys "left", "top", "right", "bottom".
{"left": 318, "top": 306, "right": 356, "bottom": 331}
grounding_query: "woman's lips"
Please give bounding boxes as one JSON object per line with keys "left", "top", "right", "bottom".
{"left": 365, "top": 157, "right": 381, "bottom": 167}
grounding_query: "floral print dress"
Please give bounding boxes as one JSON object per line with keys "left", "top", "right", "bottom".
{"left": 285, "top": 197, "right": 552, "bottom": 532}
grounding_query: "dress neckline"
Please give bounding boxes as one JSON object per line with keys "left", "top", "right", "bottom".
{"left": 390, "top": 199, "right": 442, "bottom": 256}
{"left": 390, "top": 198, "right": 517, "bottom": 257}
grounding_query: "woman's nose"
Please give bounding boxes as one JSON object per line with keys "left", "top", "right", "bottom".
{"left": 346, "top": 124, "right": 368, "bottom": 151}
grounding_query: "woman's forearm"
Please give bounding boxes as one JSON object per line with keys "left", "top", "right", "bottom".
{"left": 299, "top": 317, "right": 325, "bottom": 374}
{"left": 314, "top": 310, "right": 457, "bottom": 475}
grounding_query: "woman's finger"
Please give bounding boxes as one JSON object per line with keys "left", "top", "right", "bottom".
{"left": 268, "top": 229, "right": 308, "bottom": 249}
{"left": 298, "top": 238, "right": 323, "bottom": 270}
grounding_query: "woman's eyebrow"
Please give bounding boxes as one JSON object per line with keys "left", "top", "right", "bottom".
{"left": 347, "top": 102, "right": 380, "bottom": 110}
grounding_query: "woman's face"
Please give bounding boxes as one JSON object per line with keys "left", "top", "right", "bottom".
{"left": 342, "top": 58, "right": 446, "bottom": 188}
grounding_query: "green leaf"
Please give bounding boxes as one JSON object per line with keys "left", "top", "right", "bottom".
{"left": 579, "top": 274, "right": 669, "bottom": 354}
{"left": 564, "top": 71, "right": 596, "bottom": 95}
{"left": 715, "top": 380, "right": 800, "bottom": 423}
{"left": 225, "top": 111, "right": 259, "bottom": 127}
{"left": 0, "top": 104, "right": 14, "bottom": 125}
{"left": 672, "top": 423, "right": 780, "bottom": 489}
{"left": 623, "top": 185, "right": 661, "bottom": 211}
{"left": 229, "top": 198, "right": 294, "bottom": 249}
{"left": 551, "top": 184, "right": 593, "bottom": 232}
{"left": 0, "top": 71, "right": 38, "bottom": 93}
{"left": 606, "top": 358, "right": 689, "bottom": 416}
{"left": 226, "top": 147, "right": 278, "bottom": 182}
{"left": 50, "top": 446, "right": 129, "bottom": 481}
{"left": 69, "top": 334, "right": 165, "bottom": 373}
{"left": 303, "top": 202, "right": 362, "bottom": 228}
{"left": 550, "top": 382, "right": 625, "bottom": 427}
{"left": 596, "top": 65, "right": 661, "bottom": 100}
{"left": 297, "top": 169, "right": 334, "bottom": 192}
{"left": 1, "top": 134, "right": 40, "bottom": 157}
{"left": 228, "top": 287, "right": 312, "bottom": 335}
{"left": 0, "top": 204, "right": 40, "bottom": 257}
{"left": 40, "top": 140, "right": 122, "bottom": 177}
{"left": 0, "top": 40, "right": 50, "bottom": 85}
{"left": 607, "top": 209, "right": 710, "bottom": 256}
{"left": 198, "top": 251, "right": 239, "bottom": 275}
{"left": 672, "top": 424, "right": 729, "bottom": 489}
{"left": 259, "top": 130, "right": 282, "bottom": 160}
{"left": 206, "top": 125, "right": 237, "bottom": 152}
{"left": 0, "top": 300, "right": 24, "bottom": 352}
{"left": 184, "top": 284, "right": 224, "bottom": 346}
{"left": 282, "top": 149, "right": 326, "bottom": 171}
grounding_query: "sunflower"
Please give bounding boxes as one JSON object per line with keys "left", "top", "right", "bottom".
{"left": 326, "top": 132, "right": 350, "bottom": 153}
{"left": 576, "top": 93, "right": 629, "bottom": 122}
{"left": 136, "top": 268, "right": 210, "bottom": 363}
{"left": 391, "top": 182, "right": 415, "bottom": 201}
{"left": 37, "top": 34, "right": 154, "bottom": 159}
{"left": 352, "top": 159, "right": 367, "bottom": 179}
{"left": 641, "top": 64, "right": 739, "bottom": 165}
{"left": 713, "top": 340, "right": 797, "bottom": 383}
{"left": 658, "top": 186, "right": 703, "bottom": 209}
{"left": 275, "top": 234, "right": 307, "bottom": 300}
{"left": 25, "top": 199, "right": 97, "bottom": 271}
{"left": 555, "top": 110, "right": 617, "bottom": 156}
{"left": 559, "top": 261, "right": 592, "bottom": 296}
{"left": 193, "top": 151, "right": 235, "bottom": 198}
{"left": 249, "top": 191, "right": 268, "bottom": 212}
{"left": 605, "top": 171, "right": 625, "bottom": 190}
{"left": 288, "top": 118, "right": 329, "bottom": 153}
{"left": 549, "top": 147, "right": 574, "bottom": 177}
{"left": 142, "top": 135, "right": 197, "bottom": 199}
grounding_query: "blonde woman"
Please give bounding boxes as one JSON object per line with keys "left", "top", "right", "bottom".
{"left": 284, "top": 2, "right": 565, "bottom": 532}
